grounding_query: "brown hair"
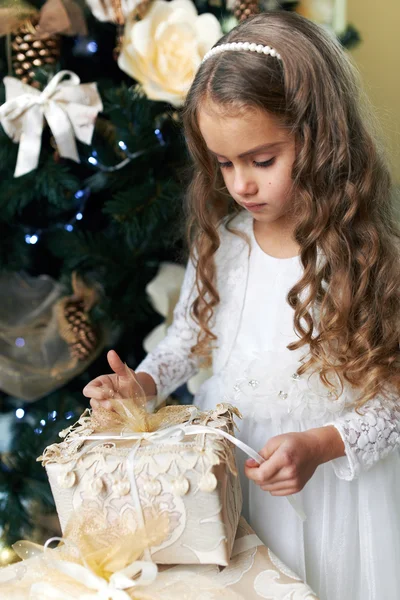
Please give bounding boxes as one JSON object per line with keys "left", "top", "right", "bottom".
{"left": 182, "top": 11, "right": 400, "bottom": 406}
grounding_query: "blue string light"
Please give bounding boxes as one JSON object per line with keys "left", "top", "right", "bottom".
{"left": 19, "top": 123, "right": 170, "bottom": 240}
{"left": 154, "top": 128, "right": 165, "bottom": 146}
{"left": 15, "top": 409, "right": 25, "bottom": 419}
{"left": 87, "top": 41, "right": 98, "bottom": 54}
{"left": 22, "top": 188, "right": 89, "bottom": 243}
{"left": 89, "top": 128, "right": 167, "bottom": 172}
{"left": 25, "top": 234, "right": 39, "bottom": 245}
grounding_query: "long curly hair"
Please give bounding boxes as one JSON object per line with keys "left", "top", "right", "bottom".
{"left": 182, "top": 11, "right": 400, "bottom": 406}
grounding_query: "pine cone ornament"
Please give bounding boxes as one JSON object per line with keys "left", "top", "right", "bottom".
{"left": 233, "top": 0, "right": 260, "bottom": 21}
{"left": 61, "top": 299, "right": 98, "bottom": 361}
{"left": 11, "top": 16, "right": 61, "bottom": 86}
{"left": 87, "top": 0, "right": 152, "bottom": 23}
{"left": 56, "top": 273, "right": 100, "bottom": 363}
{"left": 112, "top": 0, "right": 153, "bottom": 60}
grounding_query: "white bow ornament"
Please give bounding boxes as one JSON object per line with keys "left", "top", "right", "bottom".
{"left": 0, "top": 70, "right": 103, "bottom": 177}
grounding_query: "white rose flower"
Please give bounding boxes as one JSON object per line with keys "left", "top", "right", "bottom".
{"left": 118, "top": 0, "right": 223, "bottom": 107}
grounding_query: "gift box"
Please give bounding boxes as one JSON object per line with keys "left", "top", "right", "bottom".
{"left": 39, "top": 391, "right": 243, "bottom": 566}
{"left": 0, "top": 514, "right": 318, "bottom": 599}
{"left": 183, "top": 517, "right": 319, "bottom": 599}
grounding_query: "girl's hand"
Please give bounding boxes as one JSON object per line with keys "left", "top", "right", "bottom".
{"left": 244, "top": 427, "right": 345, "bottom": 496}
{"left": 83, "top": 350, "right": 142, "bottom": 410}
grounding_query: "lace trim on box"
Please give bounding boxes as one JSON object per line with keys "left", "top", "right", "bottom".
{"left": 39, "top": 403, "right": 241, "bottom": 479}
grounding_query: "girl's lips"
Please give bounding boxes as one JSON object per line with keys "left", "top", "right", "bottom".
{"left": 243, "top": 203, "right": 267, "bottom": 212}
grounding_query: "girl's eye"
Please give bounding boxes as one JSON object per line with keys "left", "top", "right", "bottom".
{"left": 254, "top": 157, "right": 275, "bottom": 168}
{"left": 217, "top": 157, "right": 275, "bottom": 169}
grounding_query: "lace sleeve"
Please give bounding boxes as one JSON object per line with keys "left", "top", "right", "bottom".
{"left": 136, "top": 258, "right": 201, "bottom": 405}
{"left": 326, "top": 395, "right": 400, "bottom": 480}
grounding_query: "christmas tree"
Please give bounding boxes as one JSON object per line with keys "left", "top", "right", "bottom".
{"left": 0, "top": 0, "right": 358, "bottom": 563}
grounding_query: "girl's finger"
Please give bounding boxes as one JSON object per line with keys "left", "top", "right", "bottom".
{"left": 257, "top": 466, "right": 297, "bottom": 486}
{"left": 270, "top": 488, "right": 297, "bottom": 497}
{"left": 260, "top": 479, "right": 292, "bottom": 492}
{"left": 83, "top": 386, "right": 114, "bottom": 401}
{"left": 83, "top": 375, "right": 114, "bottom": 396}
{"left": 244, "top": 459, "right": 280, "bottom": 486}
{"left": 108, "top": 350, "right": 128, "bottom": 377}
{"left": 245, "top": 458, "right": 259, "bottom": 468}
{"left": 82, "top": 378, "right": 107, "bottom": 396}
{"left": 257, "top": 455, "right": 282, "bottom": 482}
{"left": 90, "top": 398, "right": 112, "bottom": 410}
{"left": 260, "top": 482, "right": 296, "bottom": 495}
{"left": 244, "top": 464, "right": 262, "bottom": 484}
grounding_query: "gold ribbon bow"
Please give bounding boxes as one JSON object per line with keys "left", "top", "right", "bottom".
{"left": 30, "top": 556, "right": 158, "bottom": 599}
{"left": 0, "top": 511, "right": 167, "bottom": 599}
{"left": 0, "top": 70, "right": 103, "bottom": 177}
{"left": 0, "top": 510, "right": 253, "bottom": 599}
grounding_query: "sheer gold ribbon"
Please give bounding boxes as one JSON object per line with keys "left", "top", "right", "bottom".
{"left": 0, "top": 509, "right": 245, "bottom": 599}
{"left": 0, "top": 0, "right": 87, "bottom": 38}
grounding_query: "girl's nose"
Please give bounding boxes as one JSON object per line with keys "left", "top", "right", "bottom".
{"left": 233, "top": 170, "right": 258, "bottom": 197}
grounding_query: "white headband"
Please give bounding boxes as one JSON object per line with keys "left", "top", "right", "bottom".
{"left": 202, "top": 41, "right": 282, "bottom": 63}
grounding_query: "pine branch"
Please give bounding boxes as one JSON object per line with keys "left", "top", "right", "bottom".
{"left": 0, "top": 389, "right": 86, "bottom": 545}
{"left": 0, "top": 222, "right": 32, "bottom": 271}
{"left": 33, "top": 157, "right": 80, "bottom": 208}
{"left": 0, "top": 155, "right": 80, "bottom": 220}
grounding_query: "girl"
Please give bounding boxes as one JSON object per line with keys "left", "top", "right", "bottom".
{"left": 83, "top": 12, "right": 400, "bottom": 600}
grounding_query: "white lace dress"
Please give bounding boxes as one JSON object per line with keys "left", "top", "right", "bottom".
{"left": 138, "top": 218, "right": 400, "bottom": 600}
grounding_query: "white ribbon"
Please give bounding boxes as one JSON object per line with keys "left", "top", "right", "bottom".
{"left": 126, "top": 443, "right": 152, "bottom": 562}
{"left": 82, "top": 420, "right": 306, "bottom": 521}
{"left": 29, "top": 537, "right": 158, "bottom": 600}
{"left": 0, "top": 70, "right": 103, "bottom": 177}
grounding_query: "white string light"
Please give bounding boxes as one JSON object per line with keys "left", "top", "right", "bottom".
{"left": 87, "top": 128, "right": 166, "bottom": 173}
{"left": 23, "top": 187, "right": 90, "bottom": 244}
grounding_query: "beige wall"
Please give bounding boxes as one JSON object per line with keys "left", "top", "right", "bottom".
{"left": 347, "top": 0, "right": 400, "bottom": 183}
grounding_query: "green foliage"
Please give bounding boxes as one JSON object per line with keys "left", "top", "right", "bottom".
{"left": 0, "top": 221, "right": 32, "bottom": 271}
{"left": 0, "top": 135, "right": 80, "bottom": 220}
{"left": 0, "top": 6, "right": 187, "bottom": 545}
{"left": 0, "top": 390, "right": 85, "bottom": 546}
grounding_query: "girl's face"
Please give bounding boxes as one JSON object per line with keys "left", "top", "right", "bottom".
{"left": 198, "top": 101, "right": 296, "bottom": 227}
